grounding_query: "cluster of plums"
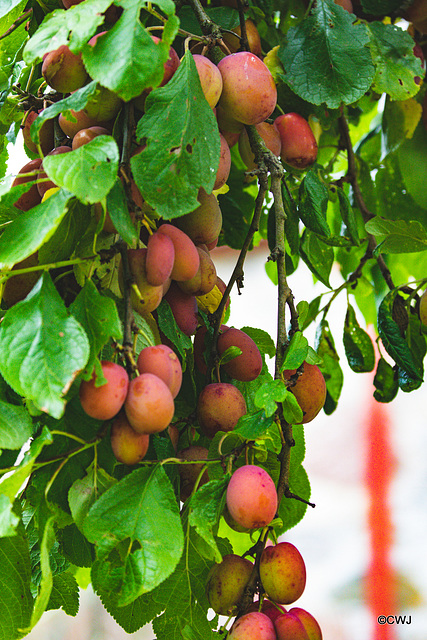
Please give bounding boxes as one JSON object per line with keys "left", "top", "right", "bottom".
{"left": 79, "top": 344, "right": 182, "bottom": 465}
{"left": 204, "top": 465, "right": 322, "bottom": 638}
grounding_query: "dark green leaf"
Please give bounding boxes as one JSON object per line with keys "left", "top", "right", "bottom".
{"left": 68, "top": 466, "right": 117, "bottom": 533}
{"left": 0, "top": 273, "right": 89, "bottom": 419}
{"left": 156, "top": 299, "right": 192, "bottom": 359}
{"left": 219, "top": 345, "right": 242, "bottom": 366}
{"left": 343, "top": 304, "right": 375, "bottom": 373}
{"left": 233, "top": 409, "right": 275, "bottom": 438}
{"left": 240, "top": 326, "right": 276, "bottom": 358}
{"left": 298, "top": 168, "right": 330, "bottom": 238}
{"left": 281, "top": 391, "right": 304, "bottom": 424}
{"left": 277, "top": 465, "right": 310, "bottom": 534}
{"left": 57, "top": 524, "right": 95, "bottom": 568}
{"left": 382, "top": 95, "right": 422, "bottom": 155}
{"left": 297, "top": 296, "right": 321, "bottom": 330}
{"left": 315, "top": 320, "right": 343, "bottom": 414}
{"left": 278, "top": 0, "right": 375, "bottom": 107}
{"left": 47, "top": 571, "right": 79, "bottom": 616}
{"left": 132, "top": 51, "right": 220, "bottom": 219}
{"left": 337, "top": 187, "right": 359, "bottom": 245}
{"left": 105, "top": 178, "right": 138, "bottom": 245}
{"left": 177, "top": 6, "right": 240, "bottom": 35}
{"left": 373, "top": 357, "right": 398, "bottom": 403}
{"left": 397, "top": 121, "right": 427, "bottom": 210}
{"left": 300, "top": 230, "right": 334, "bottom": 287}
{"left": 377, "top": 289, "right": 423, "bottom": 381}
{"left": 0, "top": 534, "right": 33, "bottom": 638}
{"left": 361, "top": 0, "right": 404, "bottom": 14}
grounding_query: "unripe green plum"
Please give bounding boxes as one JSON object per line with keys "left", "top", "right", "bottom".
{"left": 177, "top": 246, "right": 217, "bottom": 296}
{"left": 2, "top": 254, "right": 40, "bottom": 308}
{"left": 282, "top": 362, "right": 326, "bottom": 423}
{"left": 217, "top": 52, "right": 277, "bottom": 126}
{"left": 226, "top": 465, "right": 277, "bottom": 530}
{"left": 289, "top": 608, "right": 323, "bottom": 640}
{"left": 12, "top": 159, "right": 42, "bottom": 211}
{"left": 274, "top": 113, "right": 317, "bottom": 170}
{"left": 79, "top": 361, "right": 129, "bottom": 421}
{"left": 71, "top": 126, "right": 110, "bottom": 150}
{"left": 217, "top": 326, "right": 262, "bottom": 381}
{"left": 274, "top": 612, "right": 310, "bottom": 640}
{"left": 163, "top": 282, "right": 199, "bottom": 336}
{"left": 83, "top": 84, "right": 122, "bottom": 122}
{"left": 419, "top": 288, "right": 427, "bottom": 325}
{"left": 157, "top": 224, "right": 200, "bottom": 282}
{"left": 22, "top": 110, "right": 54, "bottom": 156}
{"left": 197, "top": 382, "right": 247, "bottom": 438}
{"left": 174, "top": 189, "right": 223, "bottom": 247}
{"left": 124, "top": 373, "right": 175, "bottom": 434}
{"left": 238, "top": 122, "right": 281, "bottom": 171}
{"left": 37, "top": 146, "right": 72, "bottom": 197}
{"left": 206, "top": 554, "right": 253, "bottom": 615}
{"left": 177, "top": 445, "right": 209, "bottom": 502}
{"left": 145, "top": 231, "right": 175, "bottom": 286}
{"left": 42, "top": 45, "right": 88, "bottom": 93}
{"left": 193, "top": 54, "right": 223, "bottom": 108}
{"left": 110, "top": 412, "right": 150, "bottom": 465}
{"left": 228, "top": 612, "right": 276, "bottom": 640}
{"left": 137, "top": 344, "right": 182, "bottom": 398}
{"left": 123, "top": 248, "right": 164, "bottom": 315}
{"left": 259, "top": 542, "right": 306, "bottom": 605}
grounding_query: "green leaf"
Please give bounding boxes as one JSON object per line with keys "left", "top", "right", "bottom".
{"left": 29, "top": 82, "right": 98, "bottom": 145}
{"left": 68, "top": 466, "right": 117, "bottom": 532}
{"left": 337, "top": 187, "right": 360, "bottom": 245}
{"left": 70, "top": 279, "right": 122, "bottom": 379}
{"left": 278, "top": 0, "right": 375, "bottom": 108}
{"left": 365, "top": 217, "right": 427, "bottom": 254}
{"left": 156, "top": 299, "right": 192, "bottom": 359}
{"left": 26, "top": 516, "right": 56, "bottom": 633}
{"left": 233, "top": 409, "right": 275, "bottom": 438}
{"left": 239, "top": 326, "right": 276, "bottom": 358}
{"left": 39, "top": 199, "right": 92, "bottom": 265}
{"left": 134, "top": 312, "right": 161, "bottom": 351}
{"left": 298, "top": 296, "right": 321, "bottom": 331}
{"left": 219, "top": 345, "right": 242, "bottom": 366}
{"left": 81, "top": 5, "right": 179, "bottom": 101}
{"left": 83, "top": 466, "right": 184, "bottom": 605}
{"left": 277, "top": 465, "right": 310, "bottom": 534}
{"left": 397, "top": 121, "right": 427, "bottom": 210}
{"left": 42, "top": 136, "right": 119, "bottom": 205}
{"left": 254, "top": 379, "right": 288, "bottom": 417}
{"left": 373, "top": 357, "right": 398, "bottom": 403}
{"left": 177, "top": 6, "right": 240, "bottom": 36}
{"left": 367, "top": 22, "right": 424, "bottom": 100}
{"left": 378, "top": 290, "right": 423, "bottom": 381}
{"left": 57, "top": 524, "right": 94, "bottom": 568}
{"left": 23, "top": 0, "right": 112, "bottom": 63}
{"left": 298, "top": 169, "right": 330, "bottom": 238}
{"left": 281, "top": 391, "right": 304, "bottom": 424}
{"left": 0, "top": 188, "right": 72, "bottom": 269}
{"left": 361, "top": 0, "right": 403, "bottom": 14}
{"left": 47, "top": 571, "right": 79, "bottom": 616}
{"left": 300, "top": 230, "right": 334, "bottom": 288}
{"left": 0, "top": 533, "right": 33, "bottom": 639}
{"left": 105, "top": 178, "right": 138, "bottom": 245}
{"left": 0, "top": 400, "right": 34, "bottom": 449}
{"left": 281, "top": 332, "right": 309, "bottom": 371}
{"left": 315, "top": 320, "right": 343, "bottom": 414}
{"left": 0, "top": 273, "right": 90, "bottom": 419}
{"left": 189, "top": 478, "right": 228, "bottom": 562}
{"left": 343, "top": 304, "right": 375, "bottom": 373}
{"left": 132, "top": 51, "right": 220, "bottom": 219}
{"left": 0, "top": 495, "right": 20, "bottom": 537}
{"left": 382, "top": 96, "right": 423, "bottom": 155}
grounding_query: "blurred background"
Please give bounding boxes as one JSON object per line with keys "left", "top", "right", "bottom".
{"left": 6, "top": 145, "right": 427, "bottom": 640}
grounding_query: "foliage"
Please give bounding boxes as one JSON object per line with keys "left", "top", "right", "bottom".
{"left": 0, "top": 0, "right": 426, "bottom": 637}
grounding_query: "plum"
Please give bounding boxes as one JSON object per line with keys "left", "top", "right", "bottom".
{"left": 206, "top": 554, "right": 253, "bottom": 615}
{"left": 197, "top": 382, "right": 247, "bottom": 438}
{"left": 110, "top": 412, "right": 150, "bottom": 465}
{"left": 282, "top": 362, "right": 326, "bottom": 423}
{"left": 79, "top": 361, "right": 129, "bottom": 421}
{"left": 259, "top": 542, "right": 306, "bottom": 605}
{"left": 124, "top": 373, "right": 175, "bottom": 434}
{"left": 226, "top": 464, "right": 277, "bottom": 530}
